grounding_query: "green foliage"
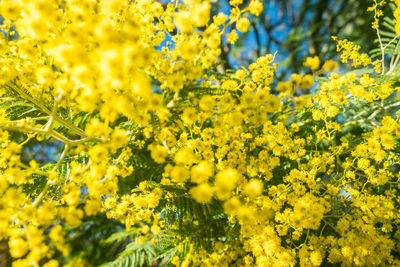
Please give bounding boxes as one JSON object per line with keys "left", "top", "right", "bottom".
{"left": 102, "top": 238, "right": 177, "bottom": 267}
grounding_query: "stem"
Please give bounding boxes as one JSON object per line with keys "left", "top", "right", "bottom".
{"left": 384, "top": 101, "right": 400, "bottom": 109}
{"left": 0, "top": 123, "right": 101, "bottom": 145}
{"left": 361, "top": 181, "right": 369, "bottom": 193}
{"left": 319, "top": 221, "right": 327, "bottom": 237}
{"left": 389, "top": 39, "right": 400, "bottom": 69}
{"left": 376, "top": 29, "right": 385, "bottom": 74}
{"left": 367, "top": 107, "right": 382, "bottom": 120}
{"left": 383, "top": 35, "right": 398, "bottom": 50}
{"left": 5, "top": 82, "right": 87, "bottom": 137}
{"left": 387, "top": 53, "right": 400, "bottom": 74}
{"left": 44, "top": 97, "right": 59, "bottom": 131}
{"left": 0, "top": 124, "right": 70, "bottom": 144}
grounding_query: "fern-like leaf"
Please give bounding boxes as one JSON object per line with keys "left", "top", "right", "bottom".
{"left": 370, "top": 4, "right": 400, "bottom": 58}
{"left": 101, "top": 239, "right": 176, "bottom": 267}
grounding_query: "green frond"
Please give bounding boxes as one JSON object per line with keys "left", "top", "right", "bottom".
{"left": 102, "top": 228, "right": 138, "bottom": 245}
{"left": 118, "top": 147, "right": 164, "bottom": 194}
{"left": 3, "top": 81, "right": 52, "bottom": 113}
{"left": 101, "top": 239, "right": 176, "bottom": 267}
{"left": 0, "top": 96, "right": 41, "bottom": 121}
{"left": 370, "top": 12, "right": 400, "bottom": 59}
{"left": 156, "top": 195, "right": 227, "bottom": 249}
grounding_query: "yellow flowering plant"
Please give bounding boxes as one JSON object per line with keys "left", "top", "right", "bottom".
{"left": 0, "top": 0, "right": 400, "bottom": 266}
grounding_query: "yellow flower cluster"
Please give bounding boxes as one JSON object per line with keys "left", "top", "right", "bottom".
{"left": 332, "top": 36, "right": 378, "bottom": 69}
{"left": 0, "top": 0, "right": 399, "bottom": 267}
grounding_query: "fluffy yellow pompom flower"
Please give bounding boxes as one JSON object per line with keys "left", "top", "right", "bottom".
{"left": 300, "top": 74, "right": 314, "bottom": 89}
{"left": 132, "top": 72, "right": 152, "bottom": 97}
{"left": 236, "top": 18, "right": 250, "bottom": 32}
{"left": 190, "top": 183, "right": 213, "bottom": 203}
{"left": 174, "top": 148, "right": 194, "bottom": 165}
{"left": 0, "top": 1, "right": 21, "bottom": 21}
{"left": 149, "top": 144, "right": 168, "bottom": 163}
{"left": 182, "top": 108, "right": 197, "bottom": 126}
{"left": 215, "top": 168, "right": 239, "bottom": 200}
{"left": 249, "top": 0, "right": 263, "bottom": 16}
{"left": 227, "top": 29, "right": 239, "bottom": 44}
{"left": 199, "top": 95, "right": 215, "bottom": 111}
{"left": 322, "top": 59, "right": 339, "bottom": 72}
{"left": 191, "top": 161, "right": 214, "bottom": 184}
{"left": 304, "top": 56, "right": 320, "bottom": 71}
{"left": 175, "top": 11, "right": 193, "bottom": 34}
{"left": 9, "top": 237, "right": 28, "bottom": 258}
{"left": 223, "top": 197, "right": 241, "bottom": 215}
{"left": 170, "top": 165, "right": 190, "bottom": 183}
{"left": 190, "top": 2, "right": 211, "bottom": 27}
{"left": 244, "top": 179, "right": 264, "bottom": 198}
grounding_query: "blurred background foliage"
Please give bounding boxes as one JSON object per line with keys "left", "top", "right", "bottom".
{"left": 212, "top": 0, "right": 378, "bottom": 78}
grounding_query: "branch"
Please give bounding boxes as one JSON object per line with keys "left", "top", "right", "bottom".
{"left": 0, "top": 123, "right": 102, "bottom": 146}
{"left": 5, "top": 82, "right": 87, "bottom": 137}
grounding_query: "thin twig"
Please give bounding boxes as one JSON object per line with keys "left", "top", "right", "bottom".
{"left": 389, "top": 38, "right": 400, "bottom": 73}
{"left": 383, "top": 35, "right": 399, "bottom": 49}
{"left": 384, "top": 101, "right": 400, "bottom": 109}
{"left": 0, "top": 123, "right": 102, "bottom": 145}
{"left": 376, "top": 29, "right": 385, "bottom": 74}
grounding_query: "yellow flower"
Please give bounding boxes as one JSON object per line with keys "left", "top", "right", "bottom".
{"left": 326, "top": 105, "right": 339, "bottom": 118}
{"left": 310, "top": 251, "right": 323, "bottom": 266}
{"left": 230, "top": 0, "right": 243, "bottom": 6}
{"left": 226, "top": 29, "right": 238, "bottom": 44}
{"left": 380, "top": 133, "right": 395, "bottom": 150}
{"left": 43, "top": 260, "right": 59, "bottom": 267}
{"left": 290, "top": 73, "right": 302, "bottom": 87}
{"left": 244, "top": 179, "right": 264, "bottom": 198}
{"left": 171, "top": 256, "right": 180, "bottom": 266}
{"left": 312, "top": 109, "right": 323, "bottom": 121}
{"left": 110, "top": 128, "right": 129, "bottom": 149}
{"left": 249, "top": 0, "right": 263, "bottom": 16}
{"left": 300, "top": 74, "right": 314, "bottom": 88}
{"left": 190, "top": 2, "right": 211, "bottom": 27}
{"left": 182, "top": 108, "right": 197, "bottom": 126}
{"left": 322, "top": 60, "right": 339, "bottom": 72}
{"left": 223, "top": 197, "right": 241, "bottom": 215}
{"left": 170, "top": 165, "right": 190, "bottom": 183}
{"left": 175, "top": 11, "right": 193, "bottom": 34}
{"left": 9, "top": 237, "right": 28, "bottom": 258}
{"left": 191, "top": 161, "right": 214, "bottom": 184}
{"left": 236, "top": 18, "right": 250, "bottom": 32}
{"left": 215, "top": 168, "right": 239, "bottom": 200}
{"left": 236, "top": 205, "right": 255, "bottom": 225}
{"left": 304, "top": 56, "right": 320, "bottom": 71}
{"left": 149, "top": 144, "right": 168, "bottom": 164}
{"left": 84, "top": 199, "right": 101, "bottom": 216}
{"left": 199, "top": 95, "right": 215, "bottom": 111}
{"left": 151, "top": 225, "right": 161, "bottom": 235}
{"left": 190, "top": 183, "right": 213, "bottom": 203}
{"left": 132, "top": 72, "right": 152, "bottom": 97}
{"left": 174, "top": 148, "right": 194, "bottom": 165}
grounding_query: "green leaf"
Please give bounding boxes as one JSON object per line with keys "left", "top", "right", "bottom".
{"left": 102, "top": 228, "right": 138, "bottom": 244}
{"left": 101, "top": 239, "right": 176, "bottom": 267}
{"left": 379, "top": 30, "right": 397, "bottom": 38}
{"left": 347, "top": 67, "right": 375, "bottom": 77}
